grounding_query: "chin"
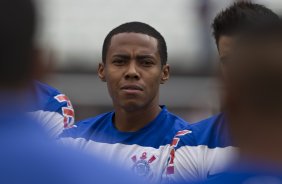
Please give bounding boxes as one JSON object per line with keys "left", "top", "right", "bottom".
{"left": 121, "top": 101, "right": 145, "bottom": 112}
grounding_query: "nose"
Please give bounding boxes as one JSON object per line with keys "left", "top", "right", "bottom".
{"left": 124, "top": 61, "right": 140, "bottom": 80}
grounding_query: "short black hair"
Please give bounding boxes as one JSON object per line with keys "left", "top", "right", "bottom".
{"left": 212, "top": 1, "right": 279, "bottom": 47}
{"left": 102, "top": 21, "right": 167, "bottom": 65}
{"left": 0, "top": 0, "right": 36, "bottom": 87}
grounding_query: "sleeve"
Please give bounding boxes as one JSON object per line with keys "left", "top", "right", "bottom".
{"left": 166, "top": 132, "right": 238, "bottom": 183}
{"left": 35, "top": 93, "right": 75, "bottom": 138}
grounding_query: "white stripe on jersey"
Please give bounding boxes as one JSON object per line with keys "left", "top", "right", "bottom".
{"left": 59, "top": 137, "right": 174, "bottom": 183}
{"left": 30, "top": 110, "right": 65, "bottom": 138}
{"left": 167, "top": 145, "right": 239, "bottom": 182}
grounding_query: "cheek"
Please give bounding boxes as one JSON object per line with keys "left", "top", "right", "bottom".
{"left": 105, "top": 69, "right": 122, "bottom": 94}
{"left": 143, "top": 71, "right": 162, "bottom": 91}
{"left": 105, "top": 66, "right": 123, "bottom": 82}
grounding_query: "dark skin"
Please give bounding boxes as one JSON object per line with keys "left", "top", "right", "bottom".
{"left": 218, "top": 34, "right": 282, "bottom": 167}
{"left": 226, "top": 38, "right": 282, "bottom": 166}
{"left": 98, "top": 33, "right": 170, "bottom": 132}
{"left": 218, "top": 35, "right": 235, "bottom": 80}
{"left": 216, "top": 35, "right": 236, "bottom": 108}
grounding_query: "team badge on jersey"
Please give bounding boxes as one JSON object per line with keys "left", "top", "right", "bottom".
{"left": 131, "top": 152, "right": 156, "bottom": 177}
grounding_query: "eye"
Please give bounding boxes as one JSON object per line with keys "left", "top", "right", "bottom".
{"left": 140, "top": 59, "right": 154, "bottom": 67}
{"left": 112, "top": 59, "right": 126, "bottom": 66}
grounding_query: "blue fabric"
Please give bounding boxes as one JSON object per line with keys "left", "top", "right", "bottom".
{"left": 175, "top": 113, "right": 233, "bottom": 150}
{"left": 32, "top": 81, "right": 68, "bottom": 116}
{"left": 60, "top": 106, "right": 192, "bottom": 148}
{"left": 0, "top": 109, "right": 143, "bottom": 184}
{"left": 198, "top": 161, "right": 282, "bottom": 184}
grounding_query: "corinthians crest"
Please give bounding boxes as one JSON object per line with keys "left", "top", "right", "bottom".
{"left": 131, "top": 152, "right": 156, "bottom": 177}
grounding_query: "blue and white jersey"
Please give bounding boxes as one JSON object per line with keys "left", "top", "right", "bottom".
{"left": 200, "top": 171, "right": 282, "bottom": 184}
{"left": 167, "top": 113, "right": 239, "bottom": 183}
{"left": 199, "top": 161, "right": 282, "bottom": 184}
{"left": 30, "top": 81, "right": 75, "bottom": 137}
{"left": 59, "top": 106, "right": 193, "bottom": 183}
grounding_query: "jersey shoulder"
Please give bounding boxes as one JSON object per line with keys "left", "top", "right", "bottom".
{"left": 35, "top": 81, "right": 68, "bottom": 111}
{"left": 163, "top": 110, "right": 191, "bottom": 133}
{"left": 59, "top": 112, "right": 111, "bottom": 139}
{"left": 35, "top": 81, "right": 60, "bottom": 105}
{"left": 34, "top": 81, "right": 75, "bottom": 127}
{"left": 192, "top": 113, "right": 232, "bottom": 148}
{"left": 155, "top": 110, "right": 193, "bottom": 146}
{"left": 174, "top": 113, "right": 232, "bottom": 150}
{"left": 165, "top": 112, "right": 196, "bottom": 150}
{"left": 167, "top": 111, "right": 192, "bottom": 130}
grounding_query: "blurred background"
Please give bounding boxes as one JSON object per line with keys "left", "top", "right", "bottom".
{"left": 35, "top": 0, "right": 282, "bottom": 122}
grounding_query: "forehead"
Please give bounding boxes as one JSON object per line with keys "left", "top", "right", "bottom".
{"left": 228, "top": 36, "right": 282, "bottom": 74}
{"left": 107, "top": 33, "right": 159, "bottom": 55}
{"left": 234, "top": 35, "right": 282, "bottom": 59}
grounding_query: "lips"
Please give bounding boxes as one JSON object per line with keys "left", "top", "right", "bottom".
{"left": 120, "top": 84, "right": 143, "bottom": 91}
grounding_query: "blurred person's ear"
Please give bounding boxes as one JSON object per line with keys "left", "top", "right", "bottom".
{"left": 98, "top": 62, "right": 106, "bottom": 82}
{"left": 160, "top": 64, "right": 170, "bottom": 84}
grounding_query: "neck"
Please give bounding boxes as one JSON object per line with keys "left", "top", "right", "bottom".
{"left": 113, "top": 103, "right": 162, "bottom": 132}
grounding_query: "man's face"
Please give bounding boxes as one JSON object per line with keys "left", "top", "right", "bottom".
{"left": 224, "top": 37, "right": 282, "bottom": 156}
{"left": 98, "top": 33, "right": 169, "bottom": 112}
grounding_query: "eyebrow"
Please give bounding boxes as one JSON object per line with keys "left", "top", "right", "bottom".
{"left": 136, "top": 55, "right": 155, "bottom": 60}
{"left": 112, "top": 54, "right": 156, "bottom": 60}
{"left": 112, "top": 54, "right": 130, "bottom": 59}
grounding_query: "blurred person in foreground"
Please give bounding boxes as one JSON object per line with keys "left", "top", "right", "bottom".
{"left": 166, "top": 1, "right": 280, "bottom": 183}
{"left": 0, "top": 0, "right": 75, "bottom": 138}
{"left": 0, "top": 0, "right": 143, "bottom": 183}
{"left": 198, "top": 19, "right": 282, "bottom": 184}
{"left": 59, "top": 21, "right": 195, "bottom": 183}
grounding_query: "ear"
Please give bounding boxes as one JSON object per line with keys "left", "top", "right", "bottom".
{"left": 160, "top": 64, "right": 170, "bottom": 84}
{"left": 98, "top": 62, "right": 106, "bottom": 82}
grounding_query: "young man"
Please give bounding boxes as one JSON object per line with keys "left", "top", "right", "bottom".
{"left": 167, "top": 2, "right": 280, "bottom": 183}
{"left": 200, "top": 20, "right": 282, "bottom": 184}
{"left": 59, "top": 22, "right": 194, "bottom": 183}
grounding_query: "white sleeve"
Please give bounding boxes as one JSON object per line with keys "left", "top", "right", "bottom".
{"left": 31, "top": 110, "right": 65, "bottom": 138}
{"left": 168, "top": 145, "right": 238, "bottom": 183}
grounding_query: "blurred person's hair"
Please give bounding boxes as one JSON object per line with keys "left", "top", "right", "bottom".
{"left": 102, "top": 21, "right": 167, "bottom": 65}
{"left": 211, "top": 1, "right": 279, "bottom": 47}
{"left": 0, "top": 0, "right": 36, "bottom": 88}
